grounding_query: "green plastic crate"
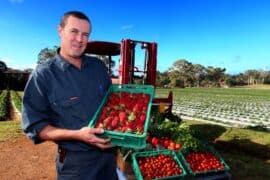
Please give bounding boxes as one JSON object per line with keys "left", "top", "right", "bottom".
{"left": 178, "top": 145, "right": 230, "bottom": 177}
{"left": 88, "top": 84, "right": 155, "bottom": 149}
{"left": 131, "top": 149, "right": 187, "bottom": 180}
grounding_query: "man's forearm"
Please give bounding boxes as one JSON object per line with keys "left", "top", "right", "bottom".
{"left": 38, "top": 125, "right": 80, "bottom": 142}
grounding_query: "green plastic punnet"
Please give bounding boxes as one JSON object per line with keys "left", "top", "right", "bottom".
{"left": 131, "top": 149, "right": 187, "bottom": 180}
{"left": 88, "top": 84, "right": 155, "bottom": 149}
{"left": 178, "top": 145, "right": 230, "bottom": 177}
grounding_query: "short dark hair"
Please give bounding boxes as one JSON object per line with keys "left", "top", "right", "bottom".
{"left": 60, "top": 11, "right": 91, "bottom": 27}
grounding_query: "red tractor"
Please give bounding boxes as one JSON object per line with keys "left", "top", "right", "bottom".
{"left": 85, "top": 39, "right": 173, "bottom": 113}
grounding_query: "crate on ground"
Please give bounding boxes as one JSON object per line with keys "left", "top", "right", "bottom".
{"left": 88, "top": 84, "right": 155, "bottom": 149}
{"left": 131, "top": 149, "right": 187, "bottom": 180}
{"left": 177, "top": 145, "right": 230, "bottom": 178}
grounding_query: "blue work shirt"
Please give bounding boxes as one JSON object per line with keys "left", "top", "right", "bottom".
{"left": 22, "top": 53, "right": 111, "bottom": 151}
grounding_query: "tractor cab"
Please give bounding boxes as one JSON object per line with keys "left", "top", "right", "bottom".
{"left": 85, "top": 39, "right": 173, "bottom": 113}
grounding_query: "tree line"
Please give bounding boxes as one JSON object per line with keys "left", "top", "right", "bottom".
{"left": 0, "top": 61, "right": 31, "bottom": 90}
{"left": 1, "top": 47, "right": 270, "bottom": 90}
{"left": 156, "top": 59, "right": 270, "bottom": 88}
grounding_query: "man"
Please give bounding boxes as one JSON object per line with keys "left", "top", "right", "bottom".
{"left": 22, "top": 11, "right": 118, "bottom": 179}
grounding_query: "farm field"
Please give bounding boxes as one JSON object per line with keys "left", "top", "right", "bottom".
{"left": 0, "top": 88, "right": 270, "bottom": 179}
{"left": 156, "top": 87, "right": 270, "bottom": 129}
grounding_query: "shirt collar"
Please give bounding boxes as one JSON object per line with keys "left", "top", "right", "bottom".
{"left": 55, "top": 54, "right": 70, "bottom": 72}
{"left": 54, "top": 48, "right": 88, "bottom": 72}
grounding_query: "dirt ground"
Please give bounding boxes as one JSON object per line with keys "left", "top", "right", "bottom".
{"left": 0, "top": 100, "right": 133, "bottom": 180}
{"left": 0, "top": 135, "right": 57, "bottom": 180}
{"left": 0, "top": 99, "right": 57, "bottom": 180}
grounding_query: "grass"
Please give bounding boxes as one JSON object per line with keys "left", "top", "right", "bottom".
{"left": 240, "top": 84, "right": 270, "bottom": 89}
{"left": 219, "top": 127, "right": 270, "bottom": 145}
{"left": 0, "top": 121, "right": 22, "bottom": 142}
{"left": 221, "top": 150, "right": 270, "bottom": 180}
{"left": 184, "top": 119, "right": 270, "bottom": 145}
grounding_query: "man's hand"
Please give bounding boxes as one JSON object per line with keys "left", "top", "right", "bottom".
{"left": 77, "top": 127, "right": 113, "bottom": 150}
{"left": 38, "top": 125, "right": 113, "bottom": 150}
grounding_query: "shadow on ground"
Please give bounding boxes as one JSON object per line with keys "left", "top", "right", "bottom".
{"left": 188, "top": 123, "right": 226, "bottom": 142}
{"left": 188, "top": 123, "right": 270, "bottom": 179}
{"left": 188, "top": 123, "right": 270, "bottom": 159}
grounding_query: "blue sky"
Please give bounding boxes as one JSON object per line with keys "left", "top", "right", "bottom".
{"left": 1, "top": 0, "right": 270, "bottom": 74}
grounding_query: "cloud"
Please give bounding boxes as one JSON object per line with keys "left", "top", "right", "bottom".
{"left": 120, "top": 24, "right": 135, "bottom": 30}
{"left": 8, "top": 0, "right": 24, "bottom": 4}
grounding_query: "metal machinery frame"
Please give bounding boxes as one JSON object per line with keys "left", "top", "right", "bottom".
{"left": 85, "top": 39, "right": 173, "bottom": 113}
{"left": 119, "top": 39, "right": 157, "bottom": 85}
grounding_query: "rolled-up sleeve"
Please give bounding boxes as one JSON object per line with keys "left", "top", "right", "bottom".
{"left": 22, "top": 68, "right": 53, "bottom": 144}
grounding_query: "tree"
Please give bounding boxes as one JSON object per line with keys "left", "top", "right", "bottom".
{"left": 156, "top": 70, "right": 171, "bottom": 87}
{"left": 168, "top": 59, "right": 193, "bottom": 87}
{"left": 0, "top": 61, "right": 8, "bottom": 89}
{"left": 245, "top": 70, "right": 257, "bottom": 85}
{"left": 0, "top": 60, "right": 7, "bottom": 72}
{"left": 192, "top": 64, "right": 207, "bottom": 87}
{"left": 259, "top": 70, "right": 267, "bottom": 84}
{"left": 226, "top": 73, "right": 247, "bottom": 86}
{"left": 37, "top": 46, "right": 59, "bottom": 64}
{"left": 264, "top": 72, "right": 270, "bottom": 84}
{"left": 206, "top": 66, "right": 226, "bottom": 87}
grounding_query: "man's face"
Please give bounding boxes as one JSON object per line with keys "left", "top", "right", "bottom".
{"left": 58, "top": 16, "right": 90, "bottom": 59}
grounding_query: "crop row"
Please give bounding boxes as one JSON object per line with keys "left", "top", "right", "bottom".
{"left": 156, "top": 88, "right": 270, "bottom": 128}
{"left": 0, "top": 90, "right": 10, "bottom": 121}
{"left": 0, "top": 90, "right": 23, "bottom": 121}
{"left": 10, "top": 90, "right": 22, "bottom": 113}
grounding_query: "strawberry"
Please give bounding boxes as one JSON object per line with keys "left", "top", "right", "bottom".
{"left": 96, "top": 123, "right": 104, "bottom": 128}
{"left": 119, "top": 111, "right": 127, "bottom": 123}
{"left": 95, "top": 91, "right": 150, "bottom": 134}
{"left": 142, "top": 105, "right": 148, "bottom": 112}
{"left": 151, "top": 137, "right": 159, "bottom": 147}
{"left": 125, "top": 127, "right": 132, "bottom": 133}
{"left": 132, "top": 103, "right": 140, "bottom": 112}
{"left": 139, "top": 113, "right": 146, "bottom": 123}
{"left": 103, "top": 117, "right": 113, "bottom": 127}
{"left": 111, "top": 117, "right": 119, "bottom": 128}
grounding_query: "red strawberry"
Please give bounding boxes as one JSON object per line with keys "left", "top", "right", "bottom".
{"left": 111, "top": 117, "right": 119, "bottom": 128}
{"left": 151, "top": 137, "right": 159, "bottom": 147}
{"left": 96, "top": 123, "right": 104, "bottom": 128}
{"left": 103, "top": 117, "right": 113, "bottom": 127}
{"left": 139, "top": 113, "right": 146, "bottom": 122}
{"left": 119, "top": 111, "right": 127, "bottom": 123}
{"left": 132, "top": 103, "right": 140, "bottom": 112}
{"left": 121, "top": 126, "right": 127, "bottom": 132}
{"left": 142, "top": 105, "right": 148, "bottom": 112}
